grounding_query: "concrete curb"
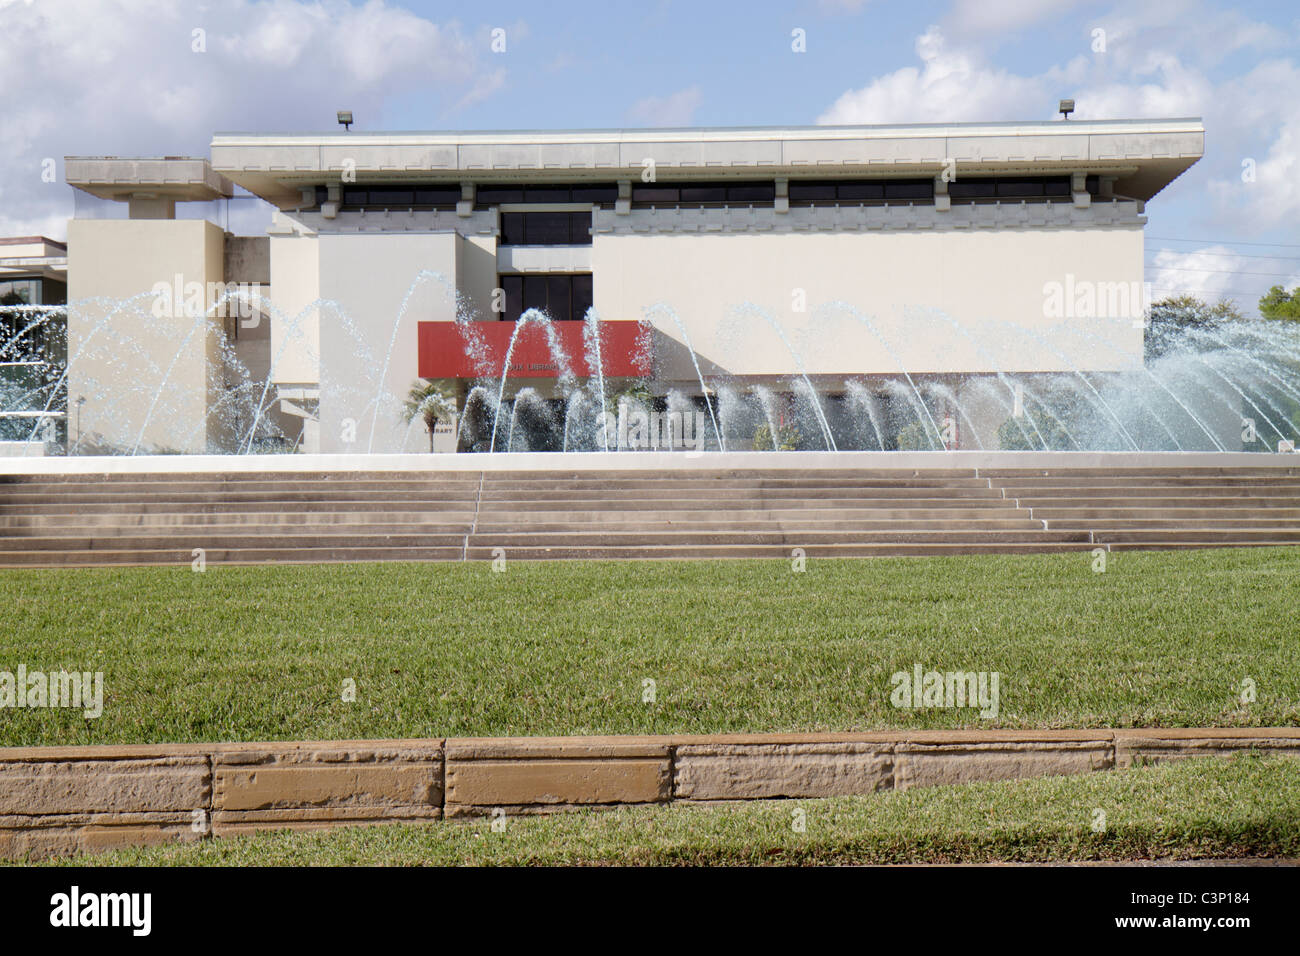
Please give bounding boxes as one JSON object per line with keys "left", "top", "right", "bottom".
{"left": 3, "top": 729, "right": 1298, "bottom": 859}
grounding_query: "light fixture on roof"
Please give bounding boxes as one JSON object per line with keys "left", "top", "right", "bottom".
{"left": 337, "top": 110, "right": 354, "bottom": 131}
{"left": 1058, "top": 99, "right": 1075, "bottom": 120}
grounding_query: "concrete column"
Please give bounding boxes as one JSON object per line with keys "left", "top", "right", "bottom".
{"left": 774, "top": 177, "right": 789, "bottom": 214}
{"left": 127, "top": 195, "right": 176, "bottom": 219}
{"left": 934, "top": 174, "right": 951, "bottom": 212}
{"left": 1071, "top": 172, "right": 1090, "bottom": 208}
{"left": 321, "top": 183, "right": 341, "bottom": 219}
{"left": 457, "top": 182, "right": 475, "bottom": 218}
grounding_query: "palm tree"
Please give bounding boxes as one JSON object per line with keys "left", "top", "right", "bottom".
{"left": 403, "top": 380, "right": 456, "bottom": 452}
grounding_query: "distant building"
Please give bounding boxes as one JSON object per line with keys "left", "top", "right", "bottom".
{"left": 0, "top": 237, "right": 67, "bottom": 454}
{"left": 60, "top": 119, "right": 1203, "bottom": 454}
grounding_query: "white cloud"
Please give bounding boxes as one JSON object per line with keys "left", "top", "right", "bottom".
{"left": 819, "top": 27, "right": 1058, "bottom": 124}
{"left": 0, "top": 0, "right": 501, "bottom": 238}
{"left": 943, "top": 0, "right": 1096, "bottom": 39}
{"left": 1147, "top": 246, "right": 1300, "bottom": 311}
{"left": 627, "top": 86, "right": 702, "bottom": 127}
{"left": 817, "top": 1, "right": 1300, "bottom": 241}
{"left": 1203, "top": 60, "right": 1300, "bottom": 231}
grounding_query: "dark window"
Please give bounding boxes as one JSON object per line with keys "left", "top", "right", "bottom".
{"left": 526, "top": 212, "right": 571, "bottom": 245}
{"left": 884, "top": 180, "right": 933, "bottom": 200}
{"left": 499, "top": 273, "right": 592, "bottom": 322}
{"left": 499, "top": 211, "right": 591, "bottom": 245}
{"left": 570, "top": 184, "right": 618, "bottom": 204}
{"left": 548, "top": 276, "right": 570, "bottom": 323}
{"left": 0, "top": 278, "right": 39, "bottom": 304}
{"left": 835, "top": 182, "right": 885, "bottom": 201}
{"left": 415, "top": 186, "right": 462, "bottom": 206}
{"left": 947, "top": 176, "right": 1073, "bottom": 203}
{"left": 337, "top": 184, "right": 458, "bottom": 209}
{"left": 523, "top": 276, "right": 548, "bottom": 313}
{"left": 572, "top": 273, "right": 593, "bottom": 322}
{"left": 727, "top": 182, "right": 776, "bottom": 202}
{"left": 569, "top": 211, "right": 590, "bottom": 243}
{"left": 788, "top": 180, "right": 934, "bottom": 205}
{"left": 41, "top": 279, "right": 66, "bottom": 306}
{"left": 947, "top": 180, "right": 996, "bottom": 199}
{"left": 787, "top": 182, "right": 837, "bottom": 202}
{"left": 524, "top": 186, "right": 571, "bottom": 203}
{"left": 309, "top": 180, "right": 616, "bottom": 212}
{"left": 997, "top": 180, "right": 1043, "bottom": 198}
{"left": 632, "top": 180, "right": 778, "bottom": 207}
{"left": 476, "top": 184, "right": 525, "bottom": 204}
{"left": 474, "top": 182, "right": 618, "bottom": 207}
{"left": 632, "top": 184, "right": 679, "bottom": 204}
{"left": 500, "top": 212, "right": 526, "bottom": 245}
{"left": 680, "top": 185, "right": 726, "bottom": 203}
{"left": 501, "top": 275, "right": 523, "bottom": 322}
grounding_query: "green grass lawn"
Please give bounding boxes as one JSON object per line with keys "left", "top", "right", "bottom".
{"left": 2, "top": 547, "right": 1298, "bottom": 747}
{"left": 38, "top": 754, "right": 1300, "bottom": 866}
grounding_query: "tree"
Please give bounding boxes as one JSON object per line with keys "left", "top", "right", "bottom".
{"left": 1144, "top": 294, "right": 1244, "bottom": 362}
{"left": 895, "top": 420, "right": 940, "bottom": 451}
{"left": 997, "top": 411, "right": 1073, "bottom": 450}
{"left": 1258, "top": 285, "right": 1300, "bottom": 322}
{"left": 752, "top": 421, "right": 801, "bottom": 451}
{"left": 402, "top": 380, "right": 456, "bottom": 451}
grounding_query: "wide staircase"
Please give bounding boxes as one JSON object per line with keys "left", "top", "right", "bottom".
{"left": 2, "top": 465, "right": 1300, "bottom": 566}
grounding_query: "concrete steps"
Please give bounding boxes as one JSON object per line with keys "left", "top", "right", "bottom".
{"left": 1, "top": 464, "right": 1299, "bottom": 566}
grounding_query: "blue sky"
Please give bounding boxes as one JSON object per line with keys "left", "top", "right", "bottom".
{"left": 2, "top": 0, "right": 1298, "bottom": 310}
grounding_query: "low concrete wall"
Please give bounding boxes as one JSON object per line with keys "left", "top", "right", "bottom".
{"left": 2, "top": 449, "right": 1299, "bottom": 475}
{"left": 3, "top": 730, "right": 1298, "bottom": 859}
{"left": 0, "top": 442, "right": 48, "bottom": 458}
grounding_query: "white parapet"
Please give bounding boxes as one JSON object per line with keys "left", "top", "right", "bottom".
{"left": 1, "top": 449, "right": 1298, "bottom": 475}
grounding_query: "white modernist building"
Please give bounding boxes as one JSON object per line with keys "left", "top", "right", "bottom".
{"left": 60, "top": 118, "right": 1204, "bottom": 454}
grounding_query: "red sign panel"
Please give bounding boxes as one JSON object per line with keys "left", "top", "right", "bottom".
{"left": 418, "top": 320, "right": 651, "bottom": 379}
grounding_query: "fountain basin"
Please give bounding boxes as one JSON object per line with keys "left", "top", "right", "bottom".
{"left": 2, "top": 449, "right": 1297, "bottom": 476}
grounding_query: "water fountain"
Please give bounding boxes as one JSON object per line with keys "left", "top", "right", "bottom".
{"left": 4, "top": 277, "right": 1300, "bottom": 458}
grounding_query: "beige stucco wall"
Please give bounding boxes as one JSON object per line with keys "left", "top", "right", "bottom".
{"left": 456, "top": 234, "right": 499, "bottom": 322}
{"left": 592, "top": 227, "right": 1145, "bottom": 382}
{"left": 268, "top": 234, "right": 321, "bottom": 387}
{"left": 67, "top": 219, "right": 224, "bottom": 454}
{"left": 315, "top": 232, "right": 460, "bottom": 453}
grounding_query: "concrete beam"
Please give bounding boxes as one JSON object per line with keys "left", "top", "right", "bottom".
{"left": 65, "top": 156, "right": 235, "bottom": 204}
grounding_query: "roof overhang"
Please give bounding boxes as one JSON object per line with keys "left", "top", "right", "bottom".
{"left": 64, "top": 156, "right": 235, "bottom": 202}
{"left": 209, "top": 118, "right": 1204, "bottom": 209}
{"left": 0, "top": 257, "right": 67, "bottom": 281}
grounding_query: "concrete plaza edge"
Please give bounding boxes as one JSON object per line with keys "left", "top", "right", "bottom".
{"left": 3, "top": 450, "right": 1300, "bottom": 475}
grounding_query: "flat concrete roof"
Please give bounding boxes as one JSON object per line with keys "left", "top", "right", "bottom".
{"left": 0, "top": 236, "right": 65, "bottom": 250}
{"left": 64, "top": 156, "right": 235, "bottom": 202}
{"left": 209, "top": 118, "right": 1204, "bottom": 208}
{"left": 0, "top": 237, "right": 67, "bottom": 278}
